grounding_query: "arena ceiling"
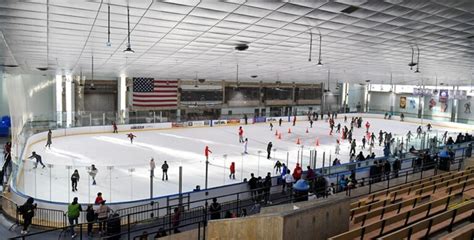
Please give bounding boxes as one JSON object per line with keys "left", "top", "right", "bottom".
{"left": 0, "top": 0, "right": 473, "bottom": 85}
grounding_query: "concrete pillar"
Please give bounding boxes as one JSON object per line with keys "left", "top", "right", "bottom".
{"left": 118, "top": 74, "right": 127, "bottom": 124}
{"left": 55, "top": 75, "right": 63, "bottom": 126}
{"left": 65, "top": 74, "right": 73, "bottom": 128}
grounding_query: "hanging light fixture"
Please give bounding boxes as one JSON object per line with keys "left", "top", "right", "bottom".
{"left": 123, "top": 3, "right": 134, "bottom": 53}
{"left": 433, "top": 75, "right": 438, "bottom": 94}
{"left": 414, "top": 46, "right": 420, "bottom": 73}
{"left": 308, "top": 31, "right": 313, "bottom": 62}
{"left": 106, "top": 2, "right": 111, "bottom": 47}
{"left": 408, "top": 46, "right": 416, "bottom": 70}
{"left": 90, "top": 55, "right": 96, "bottom": 90}
{"left": 317, "top": 34, "right": 323, "bottom": 66}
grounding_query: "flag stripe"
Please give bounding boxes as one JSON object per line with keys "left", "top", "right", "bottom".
{"left": 133, "top": 104, "right": 178, "bottom": 108}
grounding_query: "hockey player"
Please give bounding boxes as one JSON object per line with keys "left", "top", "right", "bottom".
{"left": 127, "top": 133, "right": 136, "bottom": 144}
{"left": 243, "top": 138, "right": 248, "bottom": 154}
{"left": 28, "top": 152, "right": 45, "bottom": 169}
{"left": 238, "top": 126, "right": 244, "bottom": 143}
{"left": 45, "top": 129, "right": 52, "bottom": 149}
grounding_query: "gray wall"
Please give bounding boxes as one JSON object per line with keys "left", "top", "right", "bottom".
{"left": 84, "top": 93, "right": 116, "bottom": 112}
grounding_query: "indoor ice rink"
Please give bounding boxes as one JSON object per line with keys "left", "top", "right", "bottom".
{"left": 0, "top": 1, "right": 473, "bottom": 239}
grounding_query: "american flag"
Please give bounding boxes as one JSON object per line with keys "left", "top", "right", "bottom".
{"left": 132, "top": 78, "right": 178, "bottom": 108}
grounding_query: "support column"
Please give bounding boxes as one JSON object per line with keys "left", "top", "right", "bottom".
{"left": 365, "top": 84, "right": 370, "bottom": 112}
{"left": 451, "top": 86, "right": 458, "bottom": 122}
{"left": 65, "top": 74, "right": 73, "bottom": 128}
{"left": 118, "top": 74, "right": 127, "bottom": 124}
{"left": 55, "top": 75, "right": 63, "bottom": 126}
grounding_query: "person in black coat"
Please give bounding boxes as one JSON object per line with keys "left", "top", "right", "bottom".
{"left": 19, "top": 197, "right": 37, "bottom": 235}
{"left": 384, "top": 160, "right": 391, "bottom": 180}
{"left": 393, "top": 158, "right": 401, "bottom": 178}
{"left": 209, "top": 198, "right": 222, "bottom": 220}
{"left": 106, "top": 213, "right": 121, "bottom": 240}
{"left": 248, "top": 173, "right": 258, "bottom": 201}
{"left": 267, "top": 142, "right": 273, "bottom": 159}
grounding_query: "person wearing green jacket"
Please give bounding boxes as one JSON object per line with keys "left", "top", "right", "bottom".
{"left": 68, "top": 197, "right": 83, "bottom": 238}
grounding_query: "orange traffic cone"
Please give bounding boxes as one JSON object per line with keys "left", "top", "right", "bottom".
{"left": 306, "top": 128, "right": 309, "bottom": 133}
{"left": 316, "top": 138, "right": 320, "bottom": 146}
{"left": 275, "top": 130, "right": 278, "bottom": 136}
{"left": 296, "top": 138, "right": 300, "bottom": 145}
{"left": 278, "top": 133, "right": 282, "bottom": 139}
{"left": 288, "top": 128, "right": 292, "bottom": 134}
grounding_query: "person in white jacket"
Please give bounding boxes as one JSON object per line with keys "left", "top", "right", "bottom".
{"left": 243, "top": 138, "right": 248, "bottom": 154}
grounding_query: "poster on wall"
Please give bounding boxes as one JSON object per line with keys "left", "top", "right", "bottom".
{"left": 439, "top": 89, "right": 448, "bottom": 112}
{"left": 408, "top": 97, "right": 417, "bottom": 109}
{"left": 399, "top": 96, "right": 406, "bottom": 109}
{"left": 428, "top": 98, "right": 436, "bottom": 111}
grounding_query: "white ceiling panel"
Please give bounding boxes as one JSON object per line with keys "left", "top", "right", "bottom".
{"left": 0, "top": 0, "right": 472, "bottom": 85}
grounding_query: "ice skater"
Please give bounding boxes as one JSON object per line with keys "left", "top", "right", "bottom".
{"left": 335, "top": 140, "right": 341, "bottom": 154}
{"left": 229, "top": 162, "right": 235, "bottom": 179}
{"left": 88, "top": 164, "right": 98, "bottom": 185}
{"left": 205, "top": 146, "right": 212, "bottom": 161}
{"left": 442, "top": 131, "right": 448, "bottom": 143}
{"left": 243, "top": 138, "right": 248, "bottom": 154}
{"left": 309, "top": 119, "right": 313, "bottom": 128}
{"left": 336, "top": 123, "right": 341, "bottom": 133}
{"left": 465, "top": 102, "right": 471, "bottom": 113}
{"left": 344, "top": 115, "right": 347, "bottom": 122}
{"left": 28, "top": 152, "right": 45, "bottom": 169}
{"left": 161, "top": 161, "right": 169, "bottom": 181}
{"left": 416, "top": 126, "right": 422, "bottom": 138}
{"left": 274, "top": 160, "right": 282, "bottom": 174}
{"left": 269, "top": 122, "right": 273, "bottom": 131}
{"left": 71, "top": 169, "right": 79, "bottom": 192}
{"left": 45, "top": 129, "right": 52, "bottom": 149}
{"left": 365, "top": 121, "right": 370, "bottom": 133}
{"left": 112, "top": 121, "right": 118, "bottom": 133}
{"left": 267, "top": 142, "right": 273, "bottom": 159}
{"left": 292, "top": 115, "right": 296, "bottom": 126}
{"left": 407, "top": 131, "right": 413, "bottom": 143}
{"left": 350, "top": 140, "right": 356, "bottom": 155}
{"left": 371, "top": 132, "right": 376, "bottom": 145}
{"left": 279, "top": 118, "right": 282, "bottom": 127}
{"left": 127, "top": 133, "right": 136, "bottom": 144}
{"left": 238, "top": 126, "right": 244, "bottom": 143}
{"left": 361, "top": 137, "right": 366, "bottom": 149}
{"left": 426, "top": 123, "right": 432, "bottom": 132}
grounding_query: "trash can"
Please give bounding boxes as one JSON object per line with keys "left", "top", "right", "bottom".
{"left": 438, "top": 150, "right": 450, "bottom": 171}
{"left": 293, "top": 179, "right": 309, "bottom": 202}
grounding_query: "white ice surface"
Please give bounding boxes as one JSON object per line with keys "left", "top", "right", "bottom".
{"left": 19, "top": 117, "right": 465, "bottom": 203}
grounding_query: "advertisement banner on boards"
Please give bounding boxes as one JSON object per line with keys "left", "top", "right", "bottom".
{"left": 212, "top": 120, "right": 227, "bottom": 126}
{"left": 192, "top": 121, "right": 205, "bottom": 127}
{"left": 253, "top": 117, "right": 266, "bottom": 123}
{"left": 172, "top": 122, "right": 185, "bottom": 128}
{"left": 227, "top": 119, "right": 240, "bottom": 125}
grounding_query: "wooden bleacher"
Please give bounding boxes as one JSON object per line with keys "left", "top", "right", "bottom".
{"left": 330, "top": 167, "right": 474, "bottom": 240}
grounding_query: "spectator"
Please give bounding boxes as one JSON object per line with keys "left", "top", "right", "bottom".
{"left": 282, "top": 169, "right": 294, "bottom": 194}
{"left": 67, "top": 197, "right": 82, "bottom": 238}
{"left": 106, "top": 213, "right": 121, "bottom": 240}
{"left": 339, "top": 176, "right": 347, "bottom": 192}
{"left": 292, "top": 163, "right": 302, "bottom": 180}
{"left": 18, "top": 197, "right": 37, "bottom": 235}
{"left": 393, "top": 157, "right": 401, "bottom": 178}
{"left": 256, "top": 176, "right": 264, "bottom": 202}
{"left": 86, "top": 204, "right": 96, "bottom": 237}
{"left": 96, "top": 200, "right": 111, "bottom": 235}
{"left": 248, "top": 173, "right": 258, "bottom": 201}
{"left": 209, "top": 198, "right": 222, "bottom": 220}
{"left": 327, "top": 183, "right": 335, "bottom": 196}
{"left": 263, "top": 172, "right": 272, "bottom": 204}
{"left": 384, "top": 160, "right": 391, "bottom": 180}
{"left": 172, "top": 207, "right": 181, "bottom": 233}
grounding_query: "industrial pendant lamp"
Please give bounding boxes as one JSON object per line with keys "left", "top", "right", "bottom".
{"left": 90, "top": 55, "right": 96, "bottom": 90}
{"left": 317, "top": 34, "right": 323, "bottom": 66}
{"left": 106, "top": 2, "right": 111, "bottom": 47}
{"left": 408, "top": 47, "right": 416, "bottom": 70}
{"left": 123, "top": 3, "right": 134, "bottom": 53}
{"left": 308, "top": 32, "right": 313, "bottom": 62}
{"left": 414, "top": 46, "right": 420, "bottom": 73}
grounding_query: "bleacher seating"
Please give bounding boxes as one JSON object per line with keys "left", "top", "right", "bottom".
{"left": 330, "top": 166, "right": 474, "bottom": 240}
